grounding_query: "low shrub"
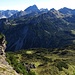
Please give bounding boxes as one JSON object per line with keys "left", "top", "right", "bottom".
{"left": 56, "top": 61, "right": 68, "bottom": 71}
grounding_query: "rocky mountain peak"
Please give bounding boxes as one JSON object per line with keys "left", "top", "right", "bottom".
{"left": 59, "top": 7, "right": 75, "bottom": 15}
{"left": 25, "top": 4, "right": 40, "bottom": 13}
{"left": 50, "top": 8, "right": 64, "bottom": 18}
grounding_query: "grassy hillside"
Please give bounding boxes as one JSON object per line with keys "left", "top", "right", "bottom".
{"left": 6, "top": 48, "right": 75, "bottom": 75}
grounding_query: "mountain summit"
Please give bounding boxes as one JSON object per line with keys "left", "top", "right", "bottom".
{"left": 25, "top": 5, "right": 40, "bottom": 13}
{"left": 59, "top": 7, "right": 75, "bottom": 15}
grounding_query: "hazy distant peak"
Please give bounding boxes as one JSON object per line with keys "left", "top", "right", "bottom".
{"left": 0, "top": 10, "right": 18, "bottom": 19}
{"left": 49, "top": 8, "right": 64, "bottom": 18}
{"left": 24, "top": 4, "right": 40, "bottom": 13}
{"left": 40, "top": 8, "right": 48, "bottom": 11}
{"left": 59, "top": 7, "right": 72, "bottom": 12}
{"left": 50, "top": 8, "right": 57, "bottom": 13}
{"left": 50, "top": 8, "right": 56, "bottom": 11}
{"left": 59, "top": 7, "right": 75, "bottom": 15}
{"left": 32, "top": 4, "right": 37, "bottom": 7}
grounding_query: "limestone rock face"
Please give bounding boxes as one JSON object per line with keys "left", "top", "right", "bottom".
{"left": 0, "top": 34, "right": 6, "bottom": 55}
{"left": 0, "top": 55, "right": 19, "bottom": 75}
{"left": 0, "top": 34, "right": 20, "bottom": 75}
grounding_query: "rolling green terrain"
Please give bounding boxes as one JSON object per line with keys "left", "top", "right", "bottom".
{"left": 6, "top": 48, "right": 75, "bottom": 75}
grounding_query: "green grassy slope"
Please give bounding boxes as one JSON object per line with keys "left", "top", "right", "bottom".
{"left": 6, "top": 48, "right": 75, "bottom": 75}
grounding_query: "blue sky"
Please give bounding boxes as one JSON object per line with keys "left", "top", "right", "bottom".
{"left": 0, "top": 0, "right": 75, "bottom": 10}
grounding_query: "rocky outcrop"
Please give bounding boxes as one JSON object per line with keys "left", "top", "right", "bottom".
{"left": 0, "top": 33, "right": 20, "bottom": 75}
{"left": 0, "top": 55, "right": 19, "bottom": 75}
{"left": 0, "top": 34, "right": 6, "bottom": 55}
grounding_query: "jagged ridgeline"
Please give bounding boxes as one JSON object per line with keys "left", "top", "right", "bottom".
{"left": 1, "top": 5, "right": 75, "bottom": 51}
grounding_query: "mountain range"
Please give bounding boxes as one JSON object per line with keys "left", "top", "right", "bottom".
{"left": 0, "top": 5, "right": 48, "bottom": 19}
{"left": 0, "top": 5, "right": 75, "bottom": 51}
{"left": 1, "top": 5, "right": 75, "bottom": 19}
{"left": 0, "top": 10, "right": 18, "bottom": 19}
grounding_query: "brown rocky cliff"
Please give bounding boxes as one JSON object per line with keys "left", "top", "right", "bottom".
{"left": 0, "top": 34, "right": 20, "bottom": 75}
{"left": 0, "top": 35, "right": 6, "bottom": 55}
